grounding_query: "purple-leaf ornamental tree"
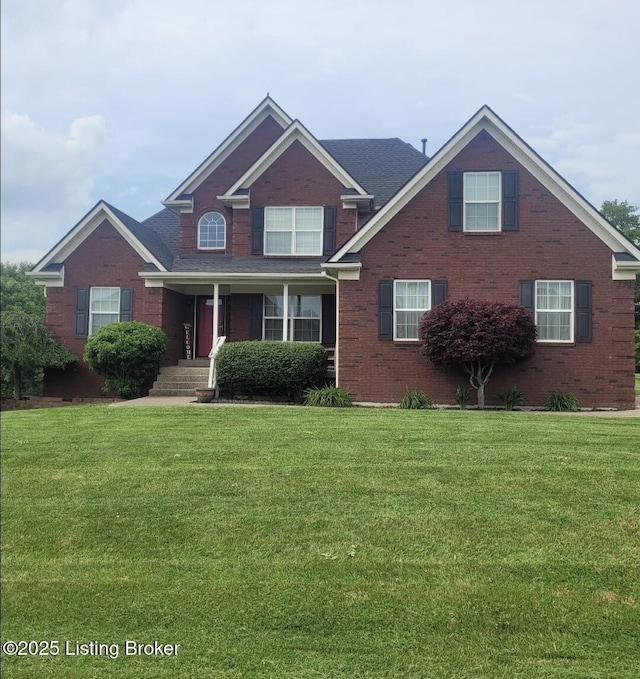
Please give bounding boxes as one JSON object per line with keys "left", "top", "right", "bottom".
{"left": 419, "top": 298, "right": 537, "bottom": 409}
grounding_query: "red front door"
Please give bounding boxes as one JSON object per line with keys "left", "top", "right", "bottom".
{"left": 196, "top": 297, "right": 225, "bottom": 357}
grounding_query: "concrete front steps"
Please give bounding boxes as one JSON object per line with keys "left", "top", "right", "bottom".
{"left": 148, "top": 359, "right": 210, "bottom": 397}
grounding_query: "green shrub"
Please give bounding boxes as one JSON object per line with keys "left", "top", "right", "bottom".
{"left": 304, "top": 385, "right": 353, "bottom": 407}
{"left": 217, "top": 341, "right": 327, "bottom": 401}
{"left": 398, "top": 389, "right": 434, "bottom": 409}
{"left": 455, "top": 385, "right": 470, "bottom": 409}
{"left": 546, "top": 391, "right": 579, "bottom": 412}
{"left": 84, "top": 321, "right": 167, "bottom": 399}
{"left": 635, "top": 329, "right": 640, "bottom": 373}
{"left": 495, "top": 384, "right": 525, "bottom": 411}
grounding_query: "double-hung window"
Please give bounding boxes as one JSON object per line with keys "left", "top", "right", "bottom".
{"left": 89, "top": 287, "right": 121, "bottom": 335}
{"left": 394, "top": 280, "right": 431, "bottom": 340}
{"left": 535, "top": 280, "right": 574, "bottom": 342}
{"left": 264, "top": 207, "right": 323, "bottom": 255}
{"left": 464, "top": 172, "right": 501, "bottom": 231}
{"left": 263, "top": 294, "right": 321, "bottom": 341}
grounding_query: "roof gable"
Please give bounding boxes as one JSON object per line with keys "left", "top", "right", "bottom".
{"left": 30, "top": 201, "right": 169, "bottom": 276}
{"left": 328, "top": 106, "right": 640, "bottom": 269}
{"left": 164, "top": 96, "right": 292, "bottom": 205}
{"left": 218, "top": 120, "right": 371, "bottom": 207}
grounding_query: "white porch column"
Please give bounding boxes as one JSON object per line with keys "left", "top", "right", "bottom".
{"left": 282, "top": 283, "right": 289, "bottom": 341}
{"left": 212, "top": 282, "right": 219, "bottom": 348}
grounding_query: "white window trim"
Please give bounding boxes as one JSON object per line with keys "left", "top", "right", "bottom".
{"left": 393, "top": 280, "right": 431, "bottom": 342}
{"left": 535, "top": 279, "right": 574, "bottom": 343}
{"left": 89, "top": 286, "right": 121, "bottom": 336}
{"left": 262, "top": 294, "right": 322, "bottom": 342}
{"left": 463, "top": 171, "right": 501, "bottom": 233}
{"left": 198, "top": 211, "right": 226, "bottom": 250}
{"left": 264, "top": 206, "right": 324, "bottom": 256}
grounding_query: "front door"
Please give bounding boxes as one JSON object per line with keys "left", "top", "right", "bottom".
{"left": 196, "top": 297, "right": 225, "bottom": 357}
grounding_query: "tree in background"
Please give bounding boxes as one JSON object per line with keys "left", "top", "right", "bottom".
{"left": 1, "top": 262, "right": 46, "bottom": 319}
{"left": 1, "top": 309, "right": 75, "bottom": 400}
{"left": 601, "top": 200, "right": 640, "bottom": 328}
{"left": 420, "top": 298, "right": 537, "bottom": 408}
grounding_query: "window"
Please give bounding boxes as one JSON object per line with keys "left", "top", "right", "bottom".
{"left": 263, "top": 294, "right": 321, "bottom": 342}
{"left": 535, "top": 280, "right": 573, "bottom": 342}
{"left": 464, "top": 172, "right": 501, "bottom": 231}
{"left": 264, "top": 207, "right": 323, "bottom": 255}
{"left": 89, "top": 287, "right": 120, "bottom": 335}
{"left": 394, "top": 280, "right": 431, "bottom": 340}
{"left": 198, "top": 212, "right": 226, "bottom": 249}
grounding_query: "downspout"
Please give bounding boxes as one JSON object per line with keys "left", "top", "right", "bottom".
{"left": 322, "top": 270, "right": 340, "bottom": 387}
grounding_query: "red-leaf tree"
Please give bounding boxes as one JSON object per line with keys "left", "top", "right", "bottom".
{"left": 419, "top": 298, "right": 537, "bottom": 408}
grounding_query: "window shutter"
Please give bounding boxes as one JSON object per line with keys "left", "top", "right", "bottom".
{"left": 120, "top": 288, "right": 133, "bottom": 321}
{"left": 251, "top": 207, "right": 264, "bottom": 255}
{"left": 322, "top": 206, "right": 336, "bottom": 256}
{"left": 75, "top": 287, "right": 89, "bottom": 338}
{"left": 379, "top": 280, "right": 393, "bottom": 340}
{"left": 575, "top": 280, "right": 592, "bottom": 343}
{"left": 431, "top": 280, "right": 448, "bottom": 307}
{"left": 502, "top": 171, "right": 518, "bottom": 231}
{"left": 448, "top": 171, "right": 463, "bottom": 231}
{"left": 249, "top": 294, "right": 263, "bottom": 340}
{"left": 321, "top": 294, "right": 336, "bottom": 344}
{"left": 519, "top": 280, "right": 534, "bottom": 315}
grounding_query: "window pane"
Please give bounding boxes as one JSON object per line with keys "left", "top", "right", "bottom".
{"left": 264, "top": 295, "right": 283, "bottom": 318}
{"left": 295, "top": 231, "right": 321, "bottom": 255}
{"left": 264, "top": 319, "right": 283, "bottom": 340}
{"left": 295, "top": 207, "right": 323, "bottom": 230}
{"left": 537, "top": 281, "right": 571, "bottom": 310}
{"left": 293, "top": 319, "right": 320, "bottom": 342}
{"left": 291, "top": 295, "right": 321, "bottom": 318}
{"left": 395, "top": 281, "right": 429, "bottom": 310}
{"left": 395, "top": 311, "right": 422, "bottom": 339}
{"left": 465, "top": 172, "right": 500, "bottom": 201}
{"left": 537, "top": 312, "right": 572, "bottom": 341}
{"left": 91, "top": 313, "right": 118, "bottom": 334}
{"left": 265, "top": 208, "right": 292, "bottom": 231}
{"left": 466, "top": 203, "right": 499, "bottom": 230}
{"left": 265, "top": 232, "right": 291, "bottom": 254}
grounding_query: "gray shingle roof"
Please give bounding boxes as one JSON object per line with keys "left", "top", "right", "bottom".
{"left": 320, "top": 138, "right": 429, "bottom": 208}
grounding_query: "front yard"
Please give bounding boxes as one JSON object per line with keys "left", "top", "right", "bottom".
{"left": 1, "top": 406, "right": 639, "bottom": 677}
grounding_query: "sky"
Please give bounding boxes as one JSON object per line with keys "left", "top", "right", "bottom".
{"left": 1, "top": 0, "right": 639, "bottom": 264}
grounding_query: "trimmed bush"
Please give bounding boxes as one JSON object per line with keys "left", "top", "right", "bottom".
{"left": 304, "top": 385, "right": 353, "bottom": 407}
{"left": 217, "top": 341, "right": 327, "bottom": 401}
{"left": 398, "top": 389, "right": 434, "bottom": 409}
{"left": 84, "top": 321, "right": 167, "bottom": 399}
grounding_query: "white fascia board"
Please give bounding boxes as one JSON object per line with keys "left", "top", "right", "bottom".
{"left": 163, "top": 97, "right": 292, "bottom": 203}
{"left": 329, "top": 105, "right": 640, "bottom": 265}
{"left": 612, "top": 254, "right": 640, "bottom": 280}
{"left": 141, "top": 271, "right": 329, "bottom": 287}
{"left": 320, "top": 262, "right": 361, "bottom": 280}
{"left": 27, "top": 266, "right": 65, "bottom": 287}
{"left": 222, "top": 121, "right": 370, "bottom": 199}
{"left": 30, "top": 202, "right": 167, "bottom": 274}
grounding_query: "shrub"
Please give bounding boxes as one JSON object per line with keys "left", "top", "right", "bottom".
{"left": 546, "top": 391, "right": 579, "bottom": 412}
{"left": 84, "top": 321, "right": 167, "bottom": 399}
{"left": 455, "top": 385, "right": 470, "bottom": 409}
{"left": 304, "top": 385, "right": 353, "bottom": 407}
{"left": 635, "top": 329, "right": 640, "bottom": 373}
{"left": 217, "top": 341, "right": 327, "bottom": 401}
{"left": 398, "top": 389, "right": 434, "bottom": 409}
{"left": 495, "top": 384, "right": 525, "bottom": 411}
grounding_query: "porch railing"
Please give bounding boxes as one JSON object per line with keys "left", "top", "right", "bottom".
{"left": 208, "top": 336, "right": 226, "bottom": 390}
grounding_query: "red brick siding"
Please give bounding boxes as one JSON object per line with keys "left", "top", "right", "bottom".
{"left": 338, "top": 131, "right": 636, "bottom": 408}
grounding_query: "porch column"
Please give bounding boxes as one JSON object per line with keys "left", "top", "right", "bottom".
{"left": 212, "top": 282, "right": 219, "bottom": 348}
{"left": 282, "top": 283, "right": 289, "bottom": 341}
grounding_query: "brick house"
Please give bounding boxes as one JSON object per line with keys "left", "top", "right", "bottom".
{"left": 30, "top": 97, "right": 640, "bottom": 407}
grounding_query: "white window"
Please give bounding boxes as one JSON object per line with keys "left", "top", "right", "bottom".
{"left": 264, "top": 207, "right": 323, "bottom": 255}
{"left": 464, "top": 172, "right": 501, "bottom": 231}
{"left": 198, "top": 212, "right": 226, "bottom": 249}
{"left": 394, "top": 280, "right": 431, "bottom": 341}
{"left": 535, "top": 280, "right": 574, "bottom": 342}
{"left": 89, "top": 287, "right": 120, "bottom": 335}
{"left": 263, "top": 294, "right": 321, "bottom": 342}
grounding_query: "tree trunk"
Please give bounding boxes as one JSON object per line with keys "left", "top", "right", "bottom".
{"left": 477, "top": 381, "right": 485, "bottom": 409}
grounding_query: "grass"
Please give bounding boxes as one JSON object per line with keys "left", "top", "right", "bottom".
{"left": 2, "top": 406, "right": 639, "bottom": 678}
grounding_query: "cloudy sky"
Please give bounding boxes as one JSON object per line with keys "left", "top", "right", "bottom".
{"left": 2, "top": 0, "right": 639, "bottom": 264}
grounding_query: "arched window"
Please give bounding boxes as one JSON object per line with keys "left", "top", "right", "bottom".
{"left": 198, "top": 212, "right": 226, "bottom": 250}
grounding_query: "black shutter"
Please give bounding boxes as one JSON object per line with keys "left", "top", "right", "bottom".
{"left": 75, "top": 287, "right": 89, "bottom": 338}
{"left": 519, "top": 280, "right": 535, "bottom": 315}
{"left": 251, "top": 207, "right": 264, "bottom": 255}
{"left": 502, "top": 171, "right": 518, "bottom": 231}
{"left": 120, "top": 288, "right": 133, "bottom": 321}
{"left": 575, "top": 280, "right": 592, "bottom": 343}
{"left": 322, "top": 206, "right": 336, "bottom": 256}
{"left": 249, "top": 294, "right": 263, "bottom": 340}
{"left": 431, "top": 280, "right": 448, "bottom": 307}
{"left": 448, "top": 171, "right": 463, "bottom": 231}
{"left": 379, "top": 280, "right": 393, "bottom": 340}
{"left": 321, "top": 294, "right": 336, "bottom": 344}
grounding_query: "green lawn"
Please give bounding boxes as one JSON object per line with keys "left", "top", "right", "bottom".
{"left": 2, "top": 406, "right": 639, "bottom": 678}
